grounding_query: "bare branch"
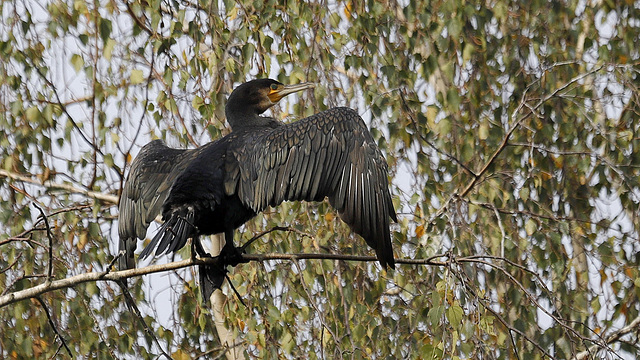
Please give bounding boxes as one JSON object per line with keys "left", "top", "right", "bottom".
{"left": 0, "top": 253, "right": 444, "bottom": 308}
{"left": 0, "top": 253, "right": 23, "bottom": 274}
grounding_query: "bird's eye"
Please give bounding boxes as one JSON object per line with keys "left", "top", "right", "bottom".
{"left": 270, "top": 84, "right": 279, "bottom": 91}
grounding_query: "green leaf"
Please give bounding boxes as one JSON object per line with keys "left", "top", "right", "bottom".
{"left": 99, "top": 18, "right": 112, "bottom": 43}
{"left": 130, "top": 69, "right": 144, "bottom": 85}
{"left": 103, "top": 39, "right": 116, "bottom": 60}
{"left": 446, "top": 304, "right": 463, "bottom": 327}
{"left": 428, "top": 305, "right": 444, "bottom": 327}
{"left": 25, "top": 106, "right": 40, "bottom": 122}
{"left": 71, "top": 54, "right": 84, "bottom": 72}
{"left": 525, "top": 219, "right": 537, "bottom": 236}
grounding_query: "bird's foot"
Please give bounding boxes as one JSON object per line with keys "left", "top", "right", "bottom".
{"left": 220, "top": 242, "right": 249, "bottom": 267}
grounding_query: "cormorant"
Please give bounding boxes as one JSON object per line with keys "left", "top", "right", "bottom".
{"left": 118, "top": 79, "right": 396, "bottom": 300}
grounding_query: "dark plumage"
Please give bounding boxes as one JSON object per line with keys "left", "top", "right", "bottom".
{"left": 118, "top": 79, "right": 396, "bottom": 300}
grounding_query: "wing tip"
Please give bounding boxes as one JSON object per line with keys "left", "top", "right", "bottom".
{"left": 378, "top": 249, "right": 396, "bottom": 270}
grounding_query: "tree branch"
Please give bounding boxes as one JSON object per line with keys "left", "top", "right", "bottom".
{"left": 1, "top": 249, "right": 633, "bottom": 357}
{"left": 574, "top": 314, "right": 640, "bottom": 360}
{"left": 117, "top": 281, "right": 174, "bottom": 359}
{"left": 0, "top": 169, "right": 118, "bottom": 204}
{"left": 0, "top": 253, "right": 448, "bottom": 308}
{"left": 427, "top": 65, "right": 605, "bottom": 226}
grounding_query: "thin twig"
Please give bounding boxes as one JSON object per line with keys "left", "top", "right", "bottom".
{"left": 117, "top": 281, "right": 174, "bottom": 359}
{"left": 574, "top": 314, "right": 640, "bottom": 360}
{"left": 0, "top": 253, "right": 23, "bottom": 274}
{"left": 399, "top": 89, "right": 476, "bottom": 176}
{"left": 35, "top": 296, "right": 72, "bottom": 357}
{"left": 79, "top": 294, "right": 119, "bottom": 359}
{"left": 292, "top": 260, "right": 340, "bottom": 347}
{"left": 33, "top": 203, "right": 55, "bottom": 280}
{"left": 427, "top": 66, "right": 604, "bottom": 226}
{"left": 240, "top": 225, "right": 312, "bottom": 252}
{"left": 449, "top": 263, "right": 553, "bottom": 359}
{"left": 28, "top": 54, "right": 102, "bottom": 156}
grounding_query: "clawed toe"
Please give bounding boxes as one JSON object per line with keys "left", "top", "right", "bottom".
{"left": 222, "top": 245, "right": 248, "bottom": 266}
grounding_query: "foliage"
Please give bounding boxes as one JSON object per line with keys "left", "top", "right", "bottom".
{"left": 1, "top": 0, "right": 639, "bottom": 358}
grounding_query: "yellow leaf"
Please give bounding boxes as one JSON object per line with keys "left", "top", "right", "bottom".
{"left": 478, "top": 123, "right": 489, "bottom": 140}
{"left": 228, "top": 6, "right": 238, "bottom": 20}
{"left": 26, "top": 106, "right": 40, "bottom": 122}
{"left": 344, "top": 1, "right": 352, "bottom": 17}
{"left": 172, "top": 350, "right": 190, "bottom": 360}
{"left": 624, "top": 266, "right": 634, "bottom": 278}
{"left": 104, "top": 39, "right": 116, "bottom": 60}
{"left": 552, "top": 155, "right": 563, "bottom": 169}
{"left": 78, "top": 230, "right": 88, "bottom": 250}
{"left": 325, "top": 212, "right": 334, "bottom": 222}
{"left": 426, "top": 106, "right": 438, "bottom": 128}
{"left": 415, "top": 224, "right": 425, "bottom": 238}
{"left": 524, "top": 219, "right": 536, "bottom": 236}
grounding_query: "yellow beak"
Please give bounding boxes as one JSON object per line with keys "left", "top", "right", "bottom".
{"left": 267, "top": 82, "right": 315, "bottom": 103}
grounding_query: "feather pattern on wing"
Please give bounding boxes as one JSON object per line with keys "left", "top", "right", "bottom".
{"left": 225, "top": 107, "right": 396, "bottom": 268}
{"left": 117, "top": 140, "right": 193, "bottom": 269}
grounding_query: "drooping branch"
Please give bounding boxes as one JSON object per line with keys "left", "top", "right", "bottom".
{"left": 426, "top": 65, "right": 605, "bottom": 226}
{"left": 117, "top": 280, "right": 173, "bottom": 359}
{"left": 32, "top": 204, "right": 54, "bottom": 279}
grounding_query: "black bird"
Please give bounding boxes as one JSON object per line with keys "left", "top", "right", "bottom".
{"left": 118, "top": 79, "right": 396, "bottom": 300}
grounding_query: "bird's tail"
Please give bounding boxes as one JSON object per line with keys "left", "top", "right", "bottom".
{"left": 194, "top": 233, "right": 228, "bottom": 303}
{"left": 138, "top": 208, "right": 227, "bottom": 303}
{"left": 118, "top": 237, "right": 137, "bottom": 271}
{"left": 199, "top": 263, "right": 226, "bottom": 302}
{"left": 139, "top": 206, "right": 195, "bottom": 260}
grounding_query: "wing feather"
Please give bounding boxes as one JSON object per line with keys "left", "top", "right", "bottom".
{"left": 117, "top": 140, "right": 193, "bottom": 270}
{"left": 229, "top": 107, "right": 396, "bottom": 268}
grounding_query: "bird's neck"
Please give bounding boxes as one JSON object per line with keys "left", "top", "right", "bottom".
{"left": 226, "top": 107, "right": 282, "bottom": 131}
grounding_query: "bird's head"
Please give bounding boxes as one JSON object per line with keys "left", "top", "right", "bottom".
{"left": 226, "top": 79, "right": 315, "bottom": 128}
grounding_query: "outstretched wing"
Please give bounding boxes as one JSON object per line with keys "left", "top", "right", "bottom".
{"left": 225, "top": 107, "right": 397, "bottom": 268}
{"left": 117, "top": 140, "right": 191, "bottom": 270}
